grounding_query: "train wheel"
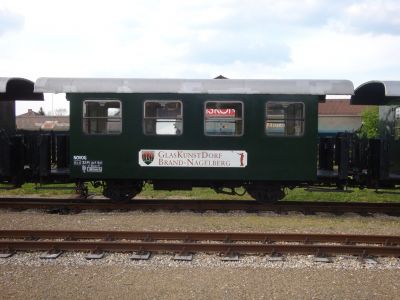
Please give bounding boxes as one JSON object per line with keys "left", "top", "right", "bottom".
{"left": 103, "top": 180, "right": 143, "bottom": 203}
{"left": 75, "top": 182, "right": 88, "bottom": 198}
{"left": 246, "top": 185, "right": 285, "bottom": 203}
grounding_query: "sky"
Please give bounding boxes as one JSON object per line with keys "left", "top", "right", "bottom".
{"left": 0, "top": 0, "right": 399, "bottom": 115}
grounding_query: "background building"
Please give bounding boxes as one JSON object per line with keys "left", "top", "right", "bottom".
{"left": 318, "top": 100, "right": 368, "bottom": 136}
{"left": 16, "top": 109, "right": 69, "bottom": 131}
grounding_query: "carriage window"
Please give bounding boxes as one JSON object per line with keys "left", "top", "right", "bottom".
{"left": 395, "top": 107, "right": 400, "bottom": 140}
{"left": 204, "top": 101, "right": 243, "bottom": 136}
{"left": 265, "top": 102, "right": 304, "bottom": 136}
{"left": 83, "top": 100, "right": 122, "bottom": 135}
{"left": 144, "top": 100, "right": 183, "bottom": 135}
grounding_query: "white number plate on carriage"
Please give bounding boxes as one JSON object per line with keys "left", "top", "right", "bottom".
{"left": 139, "top": 150, "right": 247, "bottom": 168}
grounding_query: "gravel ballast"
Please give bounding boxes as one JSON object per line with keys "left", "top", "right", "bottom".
{"left": 1, "top": 263, "right": 399, "bottom": 299}
{"left": 1, "top": 209, "right": 400, "bottom": 299}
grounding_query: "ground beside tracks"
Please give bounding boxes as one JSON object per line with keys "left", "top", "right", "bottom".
{"left": 1, "top": 265, "right": 399, "bottom": 299}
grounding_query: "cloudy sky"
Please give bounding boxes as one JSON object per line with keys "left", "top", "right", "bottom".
{"left": 1, "top": 0, "right": 399, "bottom": 114}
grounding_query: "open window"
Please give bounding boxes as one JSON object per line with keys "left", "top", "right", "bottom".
{"left": 265, "top": 102, "right": 304, "bottom": 137}
{"left": 83, "top": 100, "right": 122, "bottom": 135}
{"left": 143, "top": 100, "right": 183, "bottom": 135}
{"left": 204, "top": 101, "right": 243, "bottom": 136}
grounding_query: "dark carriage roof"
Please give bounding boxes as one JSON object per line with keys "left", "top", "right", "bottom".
{"left": 351, "top": 81, "right": 400, "bottom": 105}
{"left": 34, "top": 78, "right": 354, "bottom": 95}
{"left": 0, "top": 77, "right": 43, "bottom": 101}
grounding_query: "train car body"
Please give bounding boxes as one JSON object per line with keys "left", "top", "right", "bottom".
{"left": 35, "top": 78, "right": 353, "bottom": 200}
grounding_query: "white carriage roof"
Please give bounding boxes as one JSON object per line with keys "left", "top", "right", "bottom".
{"left": 34, "top": 78, "right": 354, "bottom": 95}
{"left": 351, "top": 80, "right": 400, "bottom": 105}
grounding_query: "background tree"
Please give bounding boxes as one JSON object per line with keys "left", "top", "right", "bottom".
{"left": 38, "top": 107, "right": 45, "bottom": 115}
{"left": 360, "top": 107, "right": 379, "bottom": 138}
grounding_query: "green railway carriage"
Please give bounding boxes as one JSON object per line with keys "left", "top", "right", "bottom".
{"left": 35, "top": 78, "right": 353, "bottom": 201}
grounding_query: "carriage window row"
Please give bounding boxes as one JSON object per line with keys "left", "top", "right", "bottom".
{"left": 82, "top": 100, "right": 305, "bottom": 137}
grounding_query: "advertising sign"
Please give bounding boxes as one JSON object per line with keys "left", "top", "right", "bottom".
{"left": 139, "top": 150, "right": 247, "bottom": 168}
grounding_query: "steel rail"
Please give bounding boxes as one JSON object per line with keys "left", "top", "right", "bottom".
{"left": 0, "top": 240, "right": 399, "bottom": 256}
{"left": 0, "top": 230, "right": 399, "bottom": 245}
{"left": 0, "top": 230, "right": 399, "bottom": 257}
{"left": 0, "top": 198, "right": 400, "bottom": 215}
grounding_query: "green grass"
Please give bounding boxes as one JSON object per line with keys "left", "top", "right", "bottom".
{"left": 1, "top": 183, "right": 400, "bottom": 203}
{"left": 0, "top": 183, "right": 101, "bottom": 197}
{"left": 284, "top": 187, "right": 400, "bottom": 203}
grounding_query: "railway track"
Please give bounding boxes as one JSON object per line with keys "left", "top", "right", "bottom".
{"left": 0, "top": 230, "right": 399, "bottom": 258}
{"left": 0, "top": 197, "right": 400, "bottom": 215}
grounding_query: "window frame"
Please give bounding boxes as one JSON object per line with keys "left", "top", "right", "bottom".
{"left": 204, "top": 100, "right": 244, "bottom": 137}
{"left": 82, "top": 99, "right": 122, "bottom": 135}
{"left": 265, "top": 101, "right": 305, "bottom": 138}
{"left": 143, "top": 99, "right": 183, "bottom": 136}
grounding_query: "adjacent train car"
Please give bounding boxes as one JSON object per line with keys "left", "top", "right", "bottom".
{"left": 34, "top": 78, "right": 353, "bottom": 201}
{"left": 0, "top": 78, "right": 44, "bottom": 186}
{"left": 351, "top": 81, "right": 400, "bottom": 187}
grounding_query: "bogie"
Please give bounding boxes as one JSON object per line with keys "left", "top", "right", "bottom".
{"left": 102, "top": 180, "right": 143, "bottom": 203}
{"left": 246, "top": 185, "right": 286, "bottom": 203}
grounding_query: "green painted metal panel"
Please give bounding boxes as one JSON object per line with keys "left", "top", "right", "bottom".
{"left": 68, "top": 93, "right": 318, "bottom": 182}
